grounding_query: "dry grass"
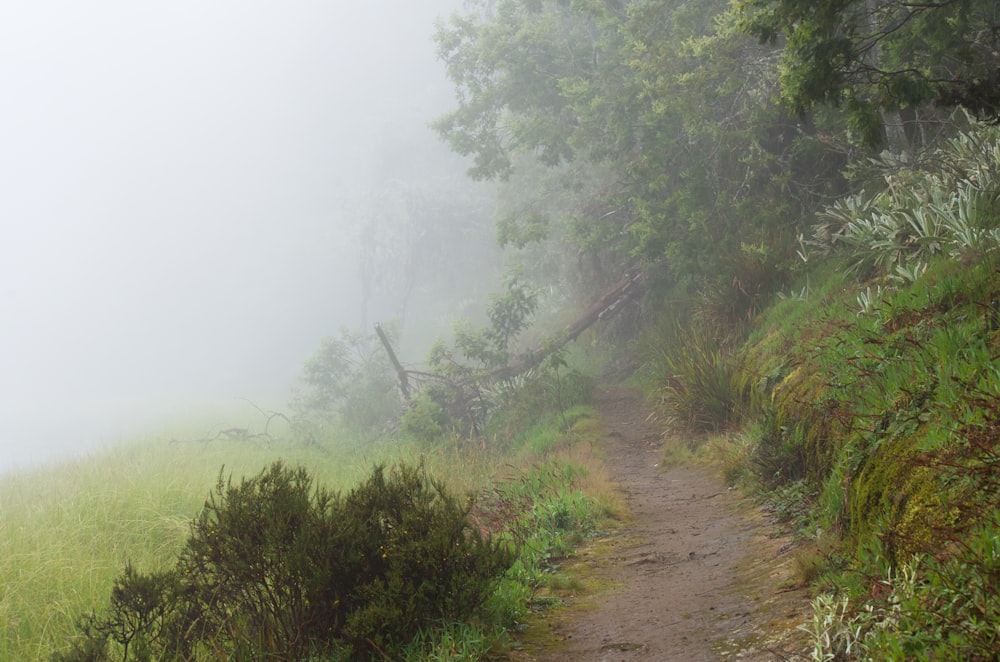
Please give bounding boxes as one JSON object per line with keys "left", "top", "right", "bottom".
{"left": 550, "top": 422, "right": 628, "bottom": 522}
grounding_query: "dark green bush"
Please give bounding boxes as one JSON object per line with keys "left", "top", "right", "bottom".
{"left": 341, "top": 464, "right": 514, "bottom": 654}
{"left": 55, "top": 461, "right": 514, "bottom": 661}
{"left": 177, "top": 462, "right": 344, "bottom": 658}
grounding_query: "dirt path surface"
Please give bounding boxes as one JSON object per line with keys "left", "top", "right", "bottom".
{"left": 514, "top": 386, "right": 811, "bottom": 661}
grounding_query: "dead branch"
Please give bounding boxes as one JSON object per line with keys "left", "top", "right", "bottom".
{"left": 375, "top": 322, "right": 411, "bottom": 402}
{"left": 374, "top": 267, "right": 646, "bottom": 431}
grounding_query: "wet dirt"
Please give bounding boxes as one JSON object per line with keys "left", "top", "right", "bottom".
{"left": 511, "top": 385, "right": 812, "bottom": 661}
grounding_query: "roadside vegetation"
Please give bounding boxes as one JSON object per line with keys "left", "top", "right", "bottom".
{"left": 430, "top": 0, "right": 1000, "bottom": 657}
{"left": 640, "top": 121, "right": 1000, "bottom": 659}
{"left": 2, "top": 322, "right": 622, "bottom": 660}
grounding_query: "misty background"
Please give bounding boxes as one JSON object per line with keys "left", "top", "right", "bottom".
{"left": 0, "top": 0, "right": 489, "bottom": 472}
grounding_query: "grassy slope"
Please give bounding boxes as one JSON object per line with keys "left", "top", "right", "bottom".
{"left": 1, "top": 355, "right": 618, "bottom": 660}
{"left": 0, "top": 434, "right": 505, "bottom": 660}
{"left": 729, "top": 254, "right": 1000, "bottom": 656}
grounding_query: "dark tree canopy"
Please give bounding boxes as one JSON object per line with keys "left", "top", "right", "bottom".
{"left": 433, "top": 0, "right": 843, "bottom": 288}
{"left": 737, "top": 0, "right": 1000, "bottom": 143}
{"left": 432, "top": 0, "right": 997, "bottom": 337}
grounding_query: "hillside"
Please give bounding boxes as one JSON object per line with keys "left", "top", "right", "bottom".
{"left": 637, "top": 124, "right": 1000, "bottom": 657}
{"left": 5, "top": 0, "right": 1000, "bottom": 658}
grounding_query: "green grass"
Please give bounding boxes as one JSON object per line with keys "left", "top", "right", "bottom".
{"left": 727, "top": 249, "right": 1000, "bottom": 658}
{"left": 2, "top": 354, "right": 611, "bottom": 661}
{"left": 0, "top": 432, "right": 509, "bottom": 661}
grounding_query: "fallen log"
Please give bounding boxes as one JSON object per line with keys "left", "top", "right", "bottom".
{"left": 500, "top": 266, "right": 645, "bottom": 378}
{"left": 377, "top": 266, "right": 645, "bottom": 403}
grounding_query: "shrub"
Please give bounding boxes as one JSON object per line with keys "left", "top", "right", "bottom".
{"left": 400, "top": 392, "right": 452, "bottom": 444}
{"left": 177, "top": 462, "right": 344, "bottom": 658}
{"left": 482, "top": 364, "right": 593, "bottom": 443}
{"left": 55, "top": 461, "right": 514, "bottom": 661}
{"left": 339, "top": 464, "right": 514, "bottom": 654}
{"left": 294, "top": 327, "right": 402, "bottom": 436}
{"left": 805, "top": 119, "right": 1000, "bottom": 284}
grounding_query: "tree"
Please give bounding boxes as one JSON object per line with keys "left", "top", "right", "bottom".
{"left": 430, "top": 273, "right": 539, "bottom": 375}
{"left": 435, "top": 0, "right": 845, "bottom": 293}
{"left": 736, "top": 0, "right": 1000, "bottom": 146}
{"left": 434, "top": 0, "right": 629, "bottom": 181}
{"left": 293, "top": 327, "right": 401, "bottom": 434}
{"left": 613, "top": 0, "right": 845, "bottom": 280}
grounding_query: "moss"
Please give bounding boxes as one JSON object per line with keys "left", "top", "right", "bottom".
{"left": 759, "top": 362, "right": 844, "bottom": 487}
{"left": 893, "top": 473, "right": 961, "bottom": 555}
{"left": 730, "top": 247, "right": 1000, "bottom": 571}
{"left": 848, "top": 438, "right": 954, "bottom": 564}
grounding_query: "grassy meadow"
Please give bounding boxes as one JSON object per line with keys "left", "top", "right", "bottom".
{"left": 0, "top": 349, "right": 622, "bottom": 661}
{"left": 0, "top": 432, "right": 506, "bottom": 660}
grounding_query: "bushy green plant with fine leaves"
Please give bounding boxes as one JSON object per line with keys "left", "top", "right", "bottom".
{"left": 338, "top": 463, "right": 514, "bottom": 655}
{"left": 54, "top": 461, "right": 514, "bottom": 661}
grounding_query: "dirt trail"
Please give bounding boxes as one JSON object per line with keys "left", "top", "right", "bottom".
{"left": 514, "top": 386, "right": 811, "bottom": 661}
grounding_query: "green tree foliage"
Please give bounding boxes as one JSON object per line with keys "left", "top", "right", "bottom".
{"left": 430, "top": 273, "right": 539, "bottom": 375}
{"left": 55, "top": 462, "right": 514, "bottom": 661}
{"left": 434, "top": 0, "right": 626, "bottom": 181}
{"left": 435, "top": 0, "right": 999, "bottom": 318}
{"left": 421, "top": 274, "right": 540, "bottom": 434}
{"left": 434, "top": 0, "right": 658, "bottom": 276}
{"left": 736, "top": 0, "right": 1000, "bottom": 144}
{"left": 614, "top": 1, "right": 845, "bottom": 283}
{"left": 293, "top": 326, "right": 400, "bottom": 434}
{"left": 434, "top": 0, "right": 845, "bottom": 298}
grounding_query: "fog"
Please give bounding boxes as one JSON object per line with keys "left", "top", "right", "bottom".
{"left": 0, "top": 1, "right": 471, "bottom": 471}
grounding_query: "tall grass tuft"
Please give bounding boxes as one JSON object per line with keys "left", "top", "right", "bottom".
{"left": 641, "top": 322, "right": 735, "bottom": 435}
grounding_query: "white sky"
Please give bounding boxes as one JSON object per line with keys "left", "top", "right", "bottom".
{"left": 0, "top": 1, "right": 462, "bottom": 470}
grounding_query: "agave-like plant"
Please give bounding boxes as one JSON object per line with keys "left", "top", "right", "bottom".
{"left": 805, "top": 118, "right": 1000, "bottom": 289}
{"left": 856, "top": 284, "right": 884, "bottom": 316}
{"left": 478, "top": 369, "right": 538, "bottom": 413}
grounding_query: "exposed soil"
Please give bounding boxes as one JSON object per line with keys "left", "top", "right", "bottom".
{"left": 512, "top": 386, "right": 812, "bottom": 661}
